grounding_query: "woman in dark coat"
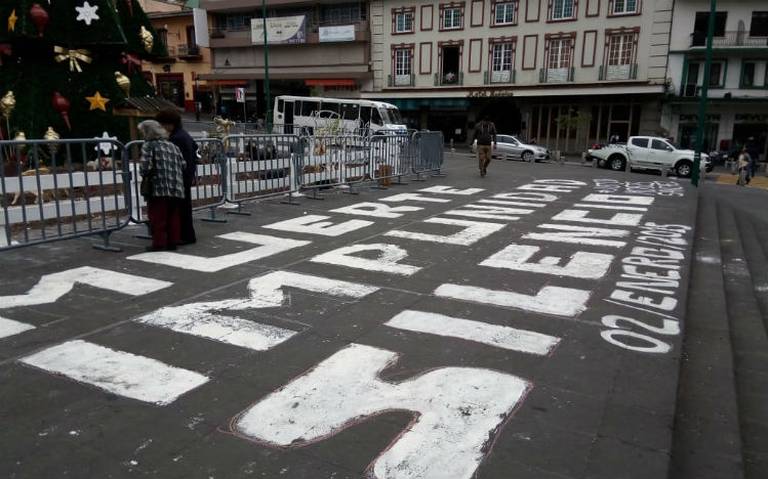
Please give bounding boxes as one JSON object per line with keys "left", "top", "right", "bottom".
{"left": 156, "top": 109, "right": 198, "bottom": 244}
{"left": 138, "top": 120, "right": 186, "bottom": 251}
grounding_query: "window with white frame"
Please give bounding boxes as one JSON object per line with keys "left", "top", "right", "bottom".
{"left": 546, "top": 37, "right": 572, "bottom": 82}
{"left": 491, "top": 42, "right": 514, "bottom": 82}
{"left": 443, "top": 7, "right": 462, "bottom": 29}
{"left": 612, "top": 0, "right": 638, "bottom": 15}
{"left": 394, "top": 10, "right": 414, "bottom": 33}
{"left": 606, "top": 33, "right": 634, "bottom": 80}
{"left": 394, "top": 48, "right": 413, "bottom": 85}
{"left": 551, "top": 0, "right": 575, "bottom": 20}
{"left": 548, "top": 38, "right": 572, "bottom": 69}
{"left": 494, "top": 2, "right": 516, "bottom": 25}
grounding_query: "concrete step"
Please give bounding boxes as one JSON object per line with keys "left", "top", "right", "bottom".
{"left": 733, "top": 209, "right": 768, "bottom": 342}
{"left": 670, "top": 188, "right": 744, "bottom": 479}
{"left": 730, "top": 208, "right": 768, "bottom": 476}
{"left": 717, "top": 199, "right": 768, "bottom": 478}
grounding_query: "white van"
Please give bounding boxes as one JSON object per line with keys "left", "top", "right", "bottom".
{"left": 272, "top": 96, "right": 407, "bottom": 136}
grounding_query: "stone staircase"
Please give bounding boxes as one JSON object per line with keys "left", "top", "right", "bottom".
{"left": 671, "top": 184, "right": 768, "bottom": 478}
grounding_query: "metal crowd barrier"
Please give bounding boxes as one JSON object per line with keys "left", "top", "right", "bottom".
{"left": 411, "top": 131, "right": 445, "bottom": 180}
{"left": 0, "top": 129, "right": 445, "bottom": 252}
{"left": 124, "top": 138, "right": 228, "bottom": 226}
{"left": 184, "top": 121, "right": 265, "bottom": 138}
{"left": 370, "top": 134, "right": 414, "bottom": 186}
{"left": 0, "top": 138, "right": 128, "bottom": 251}
{"left": 295, "top": 135, "right": 370, "bottom": 199}
{"left": 222, "top": 133, "right": 300, "bottom": 211}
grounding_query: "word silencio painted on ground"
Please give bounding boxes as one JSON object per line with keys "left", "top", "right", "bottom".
{"left": 0, "top": 179, "right": 693, "bottom": 479}
{"left": 593, "top": 178, "right": 685, "bottom": 197}
{"left": 512, "top": 179, "right": 692, "bottom": 354}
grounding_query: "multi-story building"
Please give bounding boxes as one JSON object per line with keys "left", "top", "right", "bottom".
{"left": 664, "top": 1, "right": 768, "bottom": 159}
{"left": 198, "top": 0, "right": 372, "bottom": 120}
{"left": 365, "top": 0, "right": 674, "bottom": 152}
{"left": 139, "top": 0, "right": 214, "bottom": 113}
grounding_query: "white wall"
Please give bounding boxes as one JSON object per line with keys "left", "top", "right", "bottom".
{"left": 670, "top": 0, "right": 766, "bottom": 50}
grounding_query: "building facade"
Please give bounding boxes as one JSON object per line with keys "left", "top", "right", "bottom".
{"left": 139, "top": 0, "right": 214, "bottom": 113}
{"left": 664, "top": 0, "right": 768, "bottom": 159}
{"left": 364, "top": 0, "right": 674, "bottom": 152}
{"left": 198, "top": 0, "right": 372, "bottom": 121}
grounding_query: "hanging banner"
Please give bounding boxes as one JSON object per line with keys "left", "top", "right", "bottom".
{"left": 251, "top": 16, "right": 307, "bottom": 45}
{"left": 193, "top": 8, "right": 210, "bottom": 47}
{"left": 235, "top": 88, "right": 246, "bottom": 103}
{"left": 319, "top": 25, "right": 356, "bottom": 43}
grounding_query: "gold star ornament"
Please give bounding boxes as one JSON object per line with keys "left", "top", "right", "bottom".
{"left": 8, "top": 9, "right": 18, "bottom": 32}
{"left": 86, "top": 91, "right": 110, "bottom": 111}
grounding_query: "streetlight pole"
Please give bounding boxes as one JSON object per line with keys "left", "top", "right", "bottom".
{"left": 692, "top": 0, "right": 716, "bottom": 187}
{"left": 262, "top": 0, "right": 271, "bottom": 130}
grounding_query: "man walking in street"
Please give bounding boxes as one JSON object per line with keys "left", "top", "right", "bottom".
{"left": 474, "top": 116, "right": 497, "bottom": 177}
{"left": 157, "top": 109, "right": 198, "bottom": 245}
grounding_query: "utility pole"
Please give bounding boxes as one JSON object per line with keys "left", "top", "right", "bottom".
{"left": 262, "top": 0, "right": 271, "bottom": 130}
{"left": 693, "top": 0, "right": 716, "bottom": 187}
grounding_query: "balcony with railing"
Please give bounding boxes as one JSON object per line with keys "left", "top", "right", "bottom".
{"left": 177, "top": 44, "right": 203, "bottom": 60}
{"left": 434, "top": 72, "right": 463, "bottom": 86}
{"left": 151, "top": 44, "right": 177, "bottom": 63}
{"left": 388, "top": 74, "right": 415, "bottom": 87}
{"left": 201, "top": 0, "right": 334, "bottom": 12}
{"left": 689, "top": 31, "right": 768, "bottom": 49}
{"left": 209, "top": 19, "right": 369, "bottom": 48}
{"left": 539, "top": 67, "right": 575, "bottom": 84}
{"left": 484, "top": 70, "right": 516, "bottom": 85}
{"left": 598, "top": 64, "right": 638, "bottom": 81}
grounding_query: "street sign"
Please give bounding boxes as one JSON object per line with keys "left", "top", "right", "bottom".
{"left": 235, "top": 88, "right": 246, "bottom": 104}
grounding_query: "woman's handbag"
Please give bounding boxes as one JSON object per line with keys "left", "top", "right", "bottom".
{"left": 140, "top": 146, "right": 156, "bottom": 198}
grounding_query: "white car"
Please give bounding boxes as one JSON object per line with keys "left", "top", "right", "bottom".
{"left": 472, "top": 135, "right": 550, "bottom": 162}
{"left": 587, "top": 136, "right": 712, "bottom": 177}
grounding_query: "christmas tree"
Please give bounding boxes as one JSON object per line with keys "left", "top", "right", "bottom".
{"left": 0, "top": 0, "right": 168, "bottom": 141}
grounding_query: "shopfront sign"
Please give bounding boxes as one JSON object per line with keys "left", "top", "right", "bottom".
{"left": 467, "top": 90, "right": 515, "bottom": 98}
{"left": 319, "top": 25, "right": 356, "bottom": 42}
{"left": 251, "top": 15, "right": 306, "bottom": 45}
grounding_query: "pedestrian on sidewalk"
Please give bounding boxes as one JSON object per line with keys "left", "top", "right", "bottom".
{"left": 157, "top": 109, "right": 198, "bottom": 245}
{"left": 737, "top": 147, "right": 751, "bottom": 187}
{"left": 474, "top": 116, "right": 497, "bottom": 177}
{"left": 138, "top": 120, "right": 186, "bottom": 252}
{"left": 747, "top": 137, "right": 760, "bottom": 178}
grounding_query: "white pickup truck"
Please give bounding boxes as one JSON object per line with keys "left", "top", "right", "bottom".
{"left": 587, "top": 136, "right": 712, "bottom": 178}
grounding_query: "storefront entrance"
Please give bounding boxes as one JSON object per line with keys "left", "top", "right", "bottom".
{"left": 156, "top": 73, "right": 185, "bottom": 108}
{"left": 733, "top": 121, "right": 768, "bottom": 161}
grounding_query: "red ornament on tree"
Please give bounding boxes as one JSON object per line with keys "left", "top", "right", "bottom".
{"left": 29, "top": 4, "right": 50, "bottom": 38}
{"left": 52, "top": 92, "right": 72, "bottom": 130}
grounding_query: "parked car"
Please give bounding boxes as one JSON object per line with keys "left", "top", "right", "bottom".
{"left": 586, "top": 136, "right": 713, "bottom": 177}
{"left": 472, "top": 135, "right": 550, "bottom": 162}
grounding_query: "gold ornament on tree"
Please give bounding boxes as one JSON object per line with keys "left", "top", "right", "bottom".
{"left": 1, "top": 91, "right": 16, "bottom": 118}
{"left": 114, "top": 72, "right": 131, "bottom": 97}
{"left": 44, "top": 126, "right": 60, "bottom": 155}
{"left": 1, "top": 91, "right": 15, "bottom": 142}
{"left": 139, "top": 26, "right": 154, "bottom": 52}
{"left": 53, "top": 46, "right": 93, "bottom": 72}
{"left": 13, "top": 131, "right": 25, "bottom": 142}
{"left": 43, "top": 126, "right": 60, "bottom": 142}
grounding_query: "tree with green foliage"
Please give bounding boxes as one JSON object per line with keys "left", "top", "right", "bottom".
{"left": 0, "top": 0, "right": 167, "bottom": 140}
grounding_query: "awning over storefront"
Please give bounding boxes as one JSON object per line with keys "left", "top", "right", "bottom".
{"left": 305, "top": 79, "right": 357, "bottom": 87}
{"left": 384, "top": 98, "right": 470, "bottom": 111}
{"left": 209, "top": 80, "right": 249, "bottom": 86}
